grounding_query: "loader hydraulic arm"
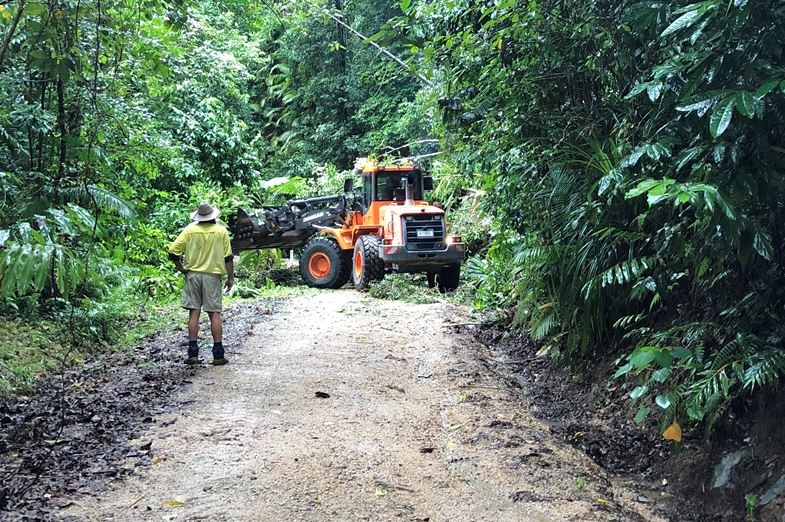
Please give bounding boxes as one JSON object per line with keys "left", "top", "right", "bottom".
{"left": 229, "top": 194, "right": 348, "bottom": 253}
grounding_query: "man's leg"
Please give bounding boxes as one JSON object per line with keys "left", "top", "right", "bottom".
{"left": 182, "top": 272, "right": 203, "bottom": 364}
{"left": 188, "top": 308, "right": 201, "bottom": 342}
{"left": 207, "top": 312, "right": 226, "bottom": 363}
{"left": 207, "top": 311, "right": 222, "bottom": 343}
{"left": 186, "top": 308, "right": 201, "bottom": 362}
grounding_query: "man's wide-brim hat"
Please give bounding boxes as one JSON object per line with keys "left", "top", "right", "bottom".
{"left": 190, "top": 202, "right": 220, "bottom": 222}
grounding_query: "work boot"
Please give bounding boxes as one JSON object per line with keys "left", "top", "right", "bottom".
{"left": 212, "top": 342, "right": 225, "bottom": 364}
{"left": 185, "top": 340, "right": 199, "bottom": 365}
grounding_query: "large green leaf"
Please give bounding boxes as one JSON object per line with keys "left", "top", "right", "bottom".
{"left": 661, "top": 2, "right": 716, "bottom": 37}
{"left": 630, "top": 347, "right": 657, "bottom": 369}
{"left": 655, "top": 395, "right": 672, "bottom": 409}
{"left": 634, "top": 407, "right": 651, "bottom": 424}
{"left": 630, "top": 385, "right": 649, "bottom": 400}
{"left": 625, "top": 178, "right": 675, "bottom": 200}
{"left": 755, "top": 79, "right": 781, "bottom": 98}
{"left": 676, "top": 90, "right": 725, "bottom": 115}
{"left": 652, "top": 368, "right": 671, "bottom": 383}
{"left": 709, "top": 97, "right": 735, "bottom": 138}
{"left": 661, "top": 10, "right": 702, "bottom": 37}
{"left": 753, "top": 230, "right": 773, "bottom": 261}
{"left": 734, "top": 92, "right": 756, "bottom": 118}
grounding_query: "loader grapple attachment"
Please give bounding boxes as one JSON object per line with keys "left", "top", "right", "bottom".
{"left": 229, "top": 195, "right": 347, "bottom": 253}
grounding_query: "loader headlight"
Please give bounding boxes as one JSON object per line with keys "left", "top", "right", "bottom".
{"left": 445, "top": 235, "right": 462, "bottom": 245}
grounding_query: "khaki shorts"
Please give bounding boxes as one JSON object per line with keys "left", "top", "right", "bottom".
{"left": 181, "top": 272, "right": 223, "bottom": 312}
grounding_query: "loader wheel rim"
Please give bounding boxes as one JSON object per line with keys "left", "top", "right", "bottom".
{"left": 308, "top": 252, "right": 331, "bottom": 279}
{"left": 354, "top": 250, "right": 363, "bottom": 279}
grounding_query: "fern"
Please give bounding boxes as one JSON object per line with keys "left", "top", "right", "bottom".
{"left": 743, "top": 349, "right": 785, "bottom": 391}
{"left": 464, "top": 256, "right": 488, "bottom": 282}
{"left": 581, "top": 256, "right": 653, "bottom": 299}
{"left": 0, "top": 240, "right": 82, "bottom": 298}
{"left": 0, "top": 203, "right": 113, "bottom": 301}
{"left": 710, "top": 335, "right": 758, "bottom": 372}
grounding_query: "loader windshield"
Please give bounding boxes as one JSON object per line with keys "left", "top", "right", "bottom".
{"left": 368, "top": 170, "right": 424, "bottom": 202}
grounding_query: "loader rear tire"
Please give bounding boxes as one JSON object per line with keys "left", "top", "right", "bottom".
{"left": 352, "top": 235, "right": 384, "bottom": 291}
{"left": 300, "top": 236, "right": 351, "bottom": 289}
{"left": 428, "top": 264, "right": 460, "bottom": 293}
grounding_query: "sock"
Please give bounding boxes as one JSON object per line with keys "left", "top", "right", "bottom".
{"left": 188, "top": 340, "right": 198, "bottom": 358}
{"left": 213, "top": 342, "right": 224, "bottom": 359}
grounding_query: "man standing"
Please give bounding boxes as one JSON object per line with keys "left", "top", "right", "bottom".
{"left": 168, "top": 202, "right": 234, "bottom": 365}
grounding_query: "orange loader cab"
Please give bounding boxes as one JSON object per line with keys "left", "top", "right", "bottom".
{"left": 299, "top": 163, "right": 466, "bottom": 292}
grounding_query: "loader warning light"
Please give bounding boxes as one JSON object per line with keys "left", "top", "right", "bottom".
{"left": 384, "top": 247, "right": 399, "bottom": 255}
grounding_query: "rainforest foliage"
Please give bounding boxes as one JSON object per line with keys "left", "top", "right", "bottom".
{"left": 1, "top": 0, "right": 785, "bottom": 434}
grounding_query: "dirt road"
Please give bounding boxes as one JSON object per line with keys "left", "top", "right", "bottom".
{"left": 61, "top": 290, "right": 662, "bottom": 521}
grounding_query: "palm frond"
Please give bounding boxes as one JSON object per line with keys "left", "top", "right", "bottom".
{"left": 59, "top": 185, "right": 136, "bottom": 219}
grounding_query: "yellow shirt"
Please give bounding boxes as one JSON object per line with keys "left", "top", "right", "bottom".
{"left": 168, "top": 223, "right": 232, "bottom": 275}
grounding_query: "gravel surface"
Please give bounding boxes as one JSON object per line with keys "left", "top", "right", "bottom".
{"left": 54, "top": 290, "right": 665, "bottom": 521}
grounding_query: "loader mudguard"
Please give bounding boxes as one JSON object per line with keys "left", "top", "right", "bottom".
{"left": 315, "top": 226, "right": 382, "bottom": 251}
{"left": 314, "top": 227, "right": 350, "bottom": 250}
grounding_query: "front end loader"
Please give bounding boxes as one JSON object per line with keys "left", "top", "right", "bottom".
{"left": 229, "top": 163, "right": 466, "bottom": 292}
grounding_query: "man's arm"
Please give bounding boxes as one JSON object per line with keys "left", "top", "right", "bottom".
{"left": 224, "top": 255, "right": 234, "bottom": 291}
{"left": 221, "top": 227, "right": 234, "bottom": 290}
{"left": 168, "top": 252, "right": 188, "bottom": 274}
{"left": 168, "top": 227, "right": 189, "bottom": 274}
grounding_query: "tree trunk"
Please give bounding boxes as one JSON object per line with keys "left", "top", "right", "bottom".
{"left": 0, "top": 0, "right": 25, "bottom": 70}
{"left": 57, "top": 79, "right": 67, "bottom": 182}
{"left": 334, "top": 0, "right": 347, "bottom": 124}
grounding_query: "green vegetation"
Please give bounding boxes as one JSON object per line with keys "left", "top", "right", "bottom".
{"left": 392, "top": 0, "right": 785, "bottom": 435}
{"left": 0, "top": 0, "right": 427, "bottom": 393}
{"left": 368, "top": 274, "right": 441, "bottom": 304}
{"left": 2, "top": 0, "right": 784, "bottom": 438}
{"left": 745, "top": 492, "right": 758, "bottom": 522}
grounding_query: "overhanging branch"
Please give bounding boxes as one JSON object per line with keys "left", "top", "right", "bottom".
{"left": 314, "top": 5, "right": 434, "bottom": 88}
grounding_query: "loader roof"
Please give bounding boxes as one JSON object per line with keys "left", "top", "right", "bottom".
{"left": 362, "top": 162, "right": 420, "bottom": 174}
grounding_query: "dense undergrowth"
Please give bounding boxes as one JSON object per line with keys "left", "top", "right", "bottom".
{"left": 0, "top": 0, "right": 425, "bottom": 393}
{"left": 2, "top": 0, "right": 785, "bottom": 441}
{"left": 412, "top": 0, "right": 785, "bottom": 437}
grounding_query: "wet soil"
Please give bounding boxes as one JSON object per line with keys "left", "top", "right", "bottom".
{"left": 0, "top": 302, "right": 275, "bottom": 520}
{"left": 2, "top": 291, "right": 675, "bottom": 521}
{"left": 3, "top": 291, "right": 778, "bottom": 521}
{"left": 468, "top": 324, "right": 785, "bottom": 522}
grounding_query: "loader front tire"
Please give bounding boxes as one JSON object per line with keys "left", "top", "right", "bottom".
{"left": 428, "top": 264, "right": 460, "bottom": 293}
{"left": 352, "top": 235, "right": 384, "bottom": 291}
{"left": 300, "top": 236, "right": 351, "bottom": 289}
